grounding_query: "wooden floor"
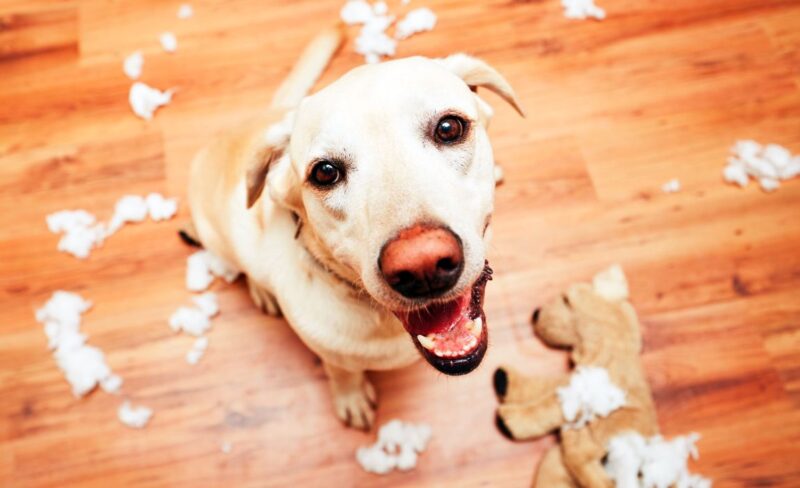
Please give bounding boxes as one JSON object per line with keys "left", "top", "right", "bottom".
{"left": 2, "top": 0, "right": 800, "bottom": 486}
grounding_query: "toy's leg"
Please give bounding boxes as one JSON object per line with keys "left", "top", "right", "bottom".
{"left": 562, "top": 429, "right": 614, "bottom": 488}
{"left": 323, "top": 362, "right": 377, "bottom": 431}
{"left": 247, "top": 277, "right": 282, "bottom": 317}
{"left": 496, "top": 395, "right": 565, "bottom": 440}
{"left": 534, "top": 447, "right": 577, "bottom": 488}
{"left": 494, "top": 367, "right": 563, "bottom": 404}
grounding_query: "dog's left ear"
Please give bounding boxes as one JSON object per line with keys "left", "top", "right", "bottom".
{"left": 438, "top": 53, "right": 525, "bottom": 117}
{"left": 245, "top": 111, "right": 295, "bottom": 208}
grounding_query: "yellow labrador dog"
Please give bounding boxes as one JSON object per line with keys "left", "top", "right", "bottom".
{"left": 186, "top": 26, "right": 523, "bottom": 429}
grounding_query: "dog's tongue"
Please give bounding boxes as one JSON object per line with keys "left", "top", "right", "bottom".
{"left": 395, "top": 293, "right": 471, "bottom": 336}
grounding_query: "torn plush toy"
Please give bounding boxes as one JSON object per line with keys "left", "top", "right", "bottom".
{"left": 494, "top": 265, "right": 711, "bottom": 487}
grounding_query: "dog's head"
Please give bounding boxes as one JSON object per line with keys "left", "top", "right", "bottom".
{"left": 247, "top": 55, "right": 523, "bottom": 375}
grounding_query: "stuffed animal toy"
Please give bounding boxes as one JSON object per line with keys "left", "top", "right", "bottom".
{"left": 493, "top": 266, "right": 666, "bottom": 488}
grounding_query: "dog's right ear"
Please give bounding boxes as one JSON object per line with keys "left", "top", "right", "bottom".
{"left": 245, "top": 111, "right": 294, "bottom": 209}
{"left": 438, "top": 53, "right": 525, "bottom": 117}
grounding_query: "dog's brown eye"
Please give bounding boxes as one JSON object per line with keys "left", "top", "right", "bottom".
{"left": 309, "top": 160, "right": 342, "bottom": 187}
{"left": 434, "top": 116, "right": 466, "bottom": 143}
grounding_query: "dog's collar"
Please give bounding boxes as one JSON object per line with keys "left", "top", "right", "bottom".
{"left": 293, "top": 212, "right": 363, "bottom": 292}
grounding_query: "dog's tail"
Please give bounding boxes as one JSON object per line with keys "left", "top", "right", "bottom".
{"left": 270, "top": 24, "right": 346, "bottom": 110}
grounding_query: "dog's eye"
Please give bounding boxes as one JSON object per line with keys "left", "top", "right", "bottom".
{"left": 434, "top": 116, "right": 466, "bottom": 144}
{"left": 309, "top": 160, "right": 342, "bottom": 187}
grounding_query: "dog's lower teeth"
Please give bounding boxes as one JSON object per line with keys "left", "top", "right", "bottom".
{"left": 468, "top": 317, "right": 483, "bottom": 338}
{"left": 417, "top": 334, "right": 436, "bottom": 351}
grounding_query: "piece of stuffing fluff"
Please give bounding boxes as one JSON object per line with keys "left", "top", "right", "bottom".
{"left": 661, "top": 178, "right": 681, "bottom": 194}
{"left": 592, "top": 264, "right": 629, "bottom": 301}
{"left": 356, "top": 420, "right": 432, "bottom": 474}
{"left": 724, "top": 140, "right": 800, "bottom": 192}
{"left": 557, "top": 366, "right": 626, "bottom": 428}
{"left": 35, "top": 292, "right": 121, "bottom": 397}
{"left": 605, "top": 432, "right": 712, "bottom": 488}
{"left": 395, "top": 7, "right": 437, "bottom": 40}
{"left": 221, "top": 441, "right": 233, "bottom": 454}
{"left": 107, "top": 194, "right": 148, "bottom": 235}
{"left": 129, "top": 82, "right": 173, "bottom": 120}
{"left": 169, "top": 306, "right": 211, "bottom": 336}
{"left": 145, "top": 193, "right": 178, "bottom": 221}
{"left": 46, "top": 210, "right": 107, "bottom": 259}
{"left": 118, "top": 401, "right": 153, "bottom": 429}
{"left": 177, "top": 4, "right": 194, "bottom": 19}
{"left": 159, "top": 32, "right": 178, "bottom": 53}
{"left": 562, "top": 0, "right": 606, "bottom": 20}
{"left": 186, "top": 336, "right": 209, "bottom": 365}
{"left": 123, "top": 51, "right": 144, "bottom": 80}
{"left": 186, "top": 250, "right": 240, "bottom": 292}
{"left": 341, "top": 1, "right": 397, "bottom": 63}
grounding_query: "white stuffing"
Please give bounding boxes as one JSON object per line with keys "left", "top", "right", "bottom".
{"left": 341, "top": 1, "right": 437, "bottom": 63}
{"left": 592, "top": 264, "right": 629, "bottom": 301}
{"left": 177, "top": 3, "right": 194, "bottom": 19}
{"left": 356, "top": 419, "right": 432, "bottom": 474}
{"left": 557, "top": 366, "right": 626, "bottom": 428}
{"left": 118, "top": 400, "right": 153, "bottom": 429}
{"left": 186, "top": 250, "right": 240, "bottom": 292}
{"left": 221, "top": 441, "right": 233, "bottom": 454}
{"left": 47, "top": 194, "right": 178, "bottom": 258}
{"left": 123, "top": 51, "right": 144, "bottom": 80}
{"left": 145, "top": 192, "right": 178, "bottom": 221}
{"left": 129, "top": 81, "right": 173, "bottom": 120}
{"left": 186, "top": 336, "right": 209, "bottom": 365}
{"left": 395, "top": 7, "right": 437, "bottom": 40}
{"left": 169, "top": 306, "right": 211, "bottom": 336}
{"left": 661, "top": 178, "right": 681, "bottom": 194}
{"left": 724, "top": 140, "right": 800, "bottom": 192}
{"left": 159, "top": 32, "right": 178, "bottom": 53}
{"left": 35, "top": 292, "right": 120, "bottom": 398}
{"left": 170, "top": 292, "right": 219, "bottom": 337}
{"left": 107, "top": 194, "right": 148, "bottom": 234}
{"left": 605, "top": 432, "right": 712, "bottom": 488}
{"left": 561, "top": 0, "right": 606, "bottom": 20}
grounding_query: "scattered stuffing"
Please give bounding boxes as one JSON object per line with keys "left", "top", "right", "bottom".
{"left": 561, "top": 0, "right": 606, "bottom": 20}
{"left": 160, "top": 32, "right": 178, "bottom": 53}
{"left": 35, "top": 292, "right": 121, "bottom": 397}
{"left": 129, "top": 81, "right": 173, "bottom": 120}
{"left": 356, "top": 420, "right": 432, "bottom": 474}
{"left": 557, "top": 366, "right": 626, "bottom": 428}
{"left": 724, "top": 140, "right": 800, "bottom": 192}
{"left": 177, "top": 3, "right": 194, "bottom": 19}
{"left": 123, "top": 51, "right": 144, "bottom": 80}
{"left": 192, "top": 292, "right": 220, "bottom": 316}
{"left": 341, "top": 1, "right": 438, "bottom": 63}
{"left": 395, "top": 7, "right": 437, "bottom": 40}
{"left": 186, "top": 336, "right": 209, "bottom": 365}
{"left": 107, "top": 194, "right": 148, "bottom": 235}
{"left": 661, "top": 178, "right": 681, "bottom": 194}
{"left": 145, "top": 192, "right": 179, "bottom": 221}
{"left": 605, "top": 432, "right": 712, "bottom": 488}
{"left": 186, "top": 250, "right": 240, "bottom": 292}
{"left": 169, "top": 296, "right": 218, "bottom": 336}
{"left": 118, "top": 400, "right": 153, "bottom": 429}
{"left": 592, "top": 264, "right": 629, "bottom": 301}
{"left": 46, "top": 210, "right": 106, "bottom": 259}
{"left": 47, "top": 193, "right": 178, "bottom": 258}
{"left": 221, "top": 441, "right": 233, "bottom": 454}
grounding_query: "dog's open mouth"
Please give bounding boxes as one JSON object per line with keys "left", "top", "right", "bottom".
{"left": 394, "top": 262, "right": 492, "bottom": 375}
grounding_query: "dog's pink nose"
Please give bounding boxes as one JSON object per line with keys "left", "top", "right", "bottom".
{"left": 379, "top": 225, "right": 464, "bottom": 298}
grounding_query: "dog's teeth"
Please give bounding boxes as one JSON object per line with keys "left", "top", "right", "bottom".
{"left": 468, "top": 317, "right": 483, "bottom": 338}
{"left": 417, "top": 334, "right": 436, "bottom": 351}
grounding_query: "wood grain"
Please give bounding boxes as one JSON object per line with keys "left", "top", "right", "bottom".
{"left": 2, "top": 0, "right": 800, "bottom": 486}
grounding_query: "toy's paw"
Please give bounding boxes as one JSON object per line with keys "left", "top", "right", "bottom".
{"left": 494, "top": 366, "right": 556, "bottom": 404}
{"left": 494, "top": 368, "right": 510, "bottom": 400}
{"left": 331, "top": 377, "right": 377, "bottom": 431}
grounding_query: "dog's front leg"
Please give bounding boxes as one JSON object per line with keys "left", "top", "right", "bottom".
{"left": 323, "top": 362, "right": 377, "bottom": 431}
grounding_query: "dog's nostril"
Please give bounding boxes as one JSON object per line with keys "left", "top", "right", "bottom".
{"left": 436, "top": 257, "right": 458, "bottom": 272}
{"left": 392, "top": 271, "right": 416, "bottom": 287}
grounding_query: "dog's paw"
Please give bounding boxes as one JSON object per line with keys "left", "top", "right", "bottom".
{"left": 332, "top": 379, "right": 377, "bottom": 431}
{"left": 247, "top": 278, "right": 282, "bottom": 317}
